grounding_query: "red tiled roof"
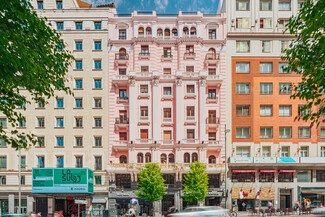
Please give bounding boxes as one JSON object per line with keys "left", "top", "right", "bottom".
{"left": 76, "top": 0, "right": 92, "bottom": 8}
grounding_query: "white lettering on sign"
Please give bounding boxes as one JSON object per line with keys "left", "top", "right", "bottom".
{"left": 75, "top": 200, "right": 88, "bottom": 205}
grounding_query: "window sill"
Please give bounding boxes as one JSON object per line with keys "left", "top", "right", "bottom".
{"left": 92, "top": 50, "right": 102, "bottom": 52}
{"left": 0, "top": 146, "right": 8, "bottom": 148}
{"left": 138, "top": 94, "right": 150, "bottom": 99}
{"left": 73, "top": 127, "right": 84, "bottom": 129}
{"left": 93, "top": 127, "right": 103, "bottom": 129}
{"left": 74, "top": 108, "right": 84, "bottom": 109}
{"left": 54, "top": 127, "right": 64, "bottom": 129}
{"left": 92, "top": 146, "right": 103, "bottom": 148}
{"left": 73, "top": 146, "right": 84, "bottom": 148}
{"left": 35, "top": 108, "right": 45, "bottom": 110}
{"left": 73, "top": 69, "right": 83, "bottom": 71}
{"left": 17, "top": 127, "right": 26, "bottom": 129}
{"left": 93, "top": 107, "right": 103, "bottom": 109}
{"left": 54, "top": 146, "right": 65, "bottom": 148}
{"left": 73, "top": 88, "right": 84, "bottom": 90}
{"left": 92, "top": 88, "right": 103, "bottom": 90}
{"left": 73, "top": 50, "right": 83, "bottom": 52}
{"left": 35, "top": 127, "right": 45, "bottom": 129}
{"left": 35, "top": 146, "right": 45, "bottom": 148}
{"left": 55, "top": 108, "right": 64, "bottom": 109}
{"left": 93, "top": 69, "right": 103, "bottom": 71}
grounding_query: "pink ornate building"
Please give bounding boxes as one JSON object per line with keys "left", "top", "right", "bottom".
{"left": 106, "top": 8, "right": 227, "bottom": 214}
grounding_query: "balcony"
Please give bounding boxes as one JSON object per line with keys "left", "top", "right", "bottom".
{"left": 115, "top": 53, "right": 129, "bottom": 66}
{"left": 205, "top": 53, "right": 220, "bottom": 65}
{"left": 184, "top": 92, "right": 196, "bottom": 99}
{"left": 185, "top": 116, "right": 196, "bottom": 125}
{"left": 139, "top": 52, "right": 150, "bottom": 60}
{"left": 206, "top": 74, "right": 223, "bottom": 85}
{"left": 139, "top": 116, "right": 150, "bottom": 125}
{"left": 207, "top": 96, "right": 218, "bottom": 104}
{"left": 112, "top": 74, "right": 128, "bottom": 86}
{"left": 117, "top": 97, "right": 129, "bottom": 103}
{"left": 183, "top": 71, "right": 199, "bottom": 79}
{"left": 161, "top": 54, "right": 173, "bottom": 62}
{"left": 184, "top": 52, "right": 196, "bottom": 60}
{"left": 162, "top": 117, "right": 172, "bottom": 123}
{"left": 112, "top": 140, "right": 128, "bottom": 150}
{"left": 206, "top": 117, "right": 220, "bottom": 129}
{"left": 136, "top": 71, "right": 153, "bottom": 78}
{"left": 182, "top": 139, "right": 200, "bottom": 144}
{"left": 206, "top": 140, "right": 222, "bottom": 150}
{"left": 115, "top": 117, "right": 129, "bottom": 130}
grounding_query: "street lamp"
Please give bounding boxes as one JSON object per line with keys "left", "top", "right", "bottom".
{"left": 224, "top": 125, "right": 231, "bottom": 209}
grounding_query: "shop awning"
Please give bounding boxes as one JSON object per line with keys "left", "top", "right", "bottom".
{"left": 92, "top": 197, "right": 107, "bottom": 204}
{"left": 279, "top": 170, "right": 296, "bottom": 173}
{"left": 233, "top": 170, "right": 257, "bottom": 173}
{"left": 260, "top": 170, "right": 276, "bottom": 173}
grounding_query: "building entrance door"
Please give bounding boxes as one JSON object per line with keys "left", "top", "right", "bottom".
{"left": 280, "top": 189, "right": 292, "bottom": 209}
{"left": 162, "top": 195, "right": 174, "bottom": 213}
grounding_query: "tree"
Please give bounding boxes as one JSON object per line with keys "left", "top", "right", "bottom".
{"left": 282, "top": 0, "right": 325, "bottom": 125}
{"left": 135, "top": 163, "right": 166, "bottom": 216}
{"left": 0, "top": 0, "right": 73, "bottom": 149}
{"left": 182, "top": 161, "right": 209, "bottom": 204}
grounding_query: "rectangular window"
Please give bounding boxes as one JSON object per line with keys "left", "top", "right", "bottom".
{"left": 0, "top": 138, "right": 7, "bottom": 147}
{"left": 186, "top": 45, "right": 194, "bottom": 55}
{"left": 75, "top": 98, "right": 83, "bottom": 108}
{"left": 94, "top": 22, "right": 102, "bottom": 30}
{"left": 37, "top": 1, "right": 44, "bottom": 9}
{"left": 208, "top": 132, "right": 216, "bottom": 141}
{"left": 75, "top": 137, "right": 83, "bottom": 147}
{"left": 260, "top": 62, "right": 273, "bottom": 73}
{"left": 186, "top": 66, "right": 195, "bottom": 72}
{"left": 279, "top": 127, "right": 292, "bottom": 138}
{"left": 163, "top": 130, "right": 172, "bottom": 141}
{"left": 163, "top": 108, "right": 172, "bottom": 122}
{"left": 75, "top": 60, "right": 82, "bottom": 69}
{"left": 279, "top": 105, "right": 292, "bottom": 117}
{"left": 236, "top": 127, "right": 250, "bottom": 138}
{"left": 236, "top": 146, "right": 250, "bottom": 157}
{"left": 56, "top": 137, "right": 64, "bottom": 147}
{"left": 187, "top": 129, "right": 195, "bottom": 139}
{"left": 119, "top": 132, "right": 127, "bottom": 141}
{"left": 119, "top": 89, "right": 127, "bottom": 99}
{"left": 300, "top": 146, "right": 308, "bottom": 157}
{"left": 37, "top": 136, "right": 45, "bottom": 147}
{"left": 260, "top": 127, "right": 273, "bottom": 138}
{"left": 76, "top": 156, "right": 83, "bottom": 168}
{"left": 141, "top": 65, "right": 149, "bottom": 72}
{"left": 21, "top": 175, "right": 25, "bottom": 185}
{"left": 0, "top": 157, "right": 7, "bottom": 170}
{"left": 94, "top": 118, "right": 102, "bottom": 127}
{"left": 163, "top": 87, "right": 172, "bottom": 95}
{"left": 208, "top": 89, "right": 216, "bottom": 98}
{"left": 297, "top": 170, "right": 311, "bottom": 182}
{"left": 279, "top": 19, "right": 289, "bottom": 28}
{"left": 232, "top": 172, "right": 255, "bottom": 182}
{"left": 163, "top": 68, "right": 172, "bottom": 75}
{"left": 262, "top": 41, "right": 271, "bottom": 53}
{"left": 94, "top": 137, "right": 102, "bottom": 147}
{"left": 75, "top": 22, "right": 82, "bottom": 30}
{"left": 236, "top": 0, "right": 250, "bottom": 10}
{"left": 141, "top": 45, "right": 149, "bottom": 55}
{"left": 94, "top": 60, "right": 102, "bottom": 69}
{"left": 140, "top": 106, "right": 149, "bottom": 120}
{"left": 236, "top": 41, "right": 250, "bottom": 53}
{"left": 260, "top": 18, "right": 272, "bottom": 28}
{"left": 321, "top": 128, "right": 325, "bottom": 139}
{"left": 94, "top": 79, "right": 102, "bottom": 89}
{"left": 57, "top": 98, "right": 64, "bottom": 108}
{"left": 260, "top": 105, "right": 273, "bottom": 116}
{"left": 260, "top": 172, "right": 274, "bottom": 182}
{"left": 262, "top": 147, "right": 271, "bottom": 157}
{"left": 95, "top": 156, "right": 102, "bottom": 170}
{"left": 56, "top": 1, "right": 62, "bottom": 9}
{"left": 260, "top": 83, "right": 273, "bottom": 94}
{"left": 19, "top": 119, "right": 26, "bottom": 128}
{"left": 0, "top": 118, "right": 7, "bottom": 128}
{"left": 281, "top": 146, "right": 290, "bottom": 157}
{"left": 0, "top": 176, "right": 6, "bottom": 185}
{"left": 317, "top": 170, "right": 325, "bottom": 181}
{"left": 186, "top": 106, "right": 195, "bottom": 120}
{"left": 75, "top": 41, "right": 82, "bottom": 50}
{"left": 38, "top": 156, "right": 45, "bottom": 168}
{"left": 208, "top": 68, "right": 216, "bottom": 75}
{"left": 119, "top": 29, "right": 127, "bottom": 39}
{"left": 119, "top": 68, "right": 127, "bottom": 75}
{"left": 279, "top": 0, "right": 291, "bottom": 10}
{"left": 298, "top": 127, "right": 311, "bottom": 138}
{"left": 279, "top": 83, "right": 292, "bottom": 94}
{"left": 279, "top": 172, "right": 293, "bottom": 182}
{"left": 140, "top": 85, "right": 148, "bottom": 94}
{"left": 186, "top": 85, "right": 195, "bottom": 93}
{"left": 208, "top": 29, "right": 216, "bottom": 39}
{"left": 236, "top": 105, "right": 250, "bottom": 116}
{"left": 56, "top": 118, "right": 64, "bottom": 127}
{"left": 75, "top": 79, "right": 83, "bottom": 89}
{"left": 57, "top": 156, "right": 64, "bottom": 168}
{"left": 163, "top": 47, "right": 172, "bottom": 57}
{"left": 298, "top": 105, "right": 310, "bottom": 116}
{"left": 95, "top": 176, "right": 102, "bottom": 184}
{"left": 57, "top": 22, "right": 63, "bottom": 30}
{"left": 236, "top": 18, "right": 250, "bottom": 28}
{"left": 94, "top": 41, "right": 102, "bottom": 50}
{"left": 140, "top": 129, "right": 148, "bottom": 139}
{"left": 236, "top": 62, "right": 250, "bottom": 73}
{"left": 37, "top": 117, "right": 45, "bottom": 127}
{"left": 279, "top": 63, "right": 290, "bottom": 73}
{"left": 281, "top": 41, "right": 290, "bottom": 51}
{"left": 260, "top": 0, "right": 272, "bottom": 10}
{"left": 236, "top": 83, "right": 250, "bottom": 94}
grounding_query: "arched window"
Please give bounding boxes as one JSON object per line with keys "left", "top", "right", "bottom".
{"left": 138, "top": 27, "right": 144, "bottom": 35}
{"left": 157, "top": 28, "right": 163, "bottom": 37}
{"left": 119, "top": 155, "right": 127, "bottom": 163}
{"left": 172, "top": 28, "right": 178, "bottom": 37}
{"left": 192, "top": 153, "right": 198, "bottom": 162}
{"left": 119, "top": 48, "right": 127, "bottom": 60}
{"left": 137, "top": 153, "right": 143, "bottom": 163}
{"left": 190, "top": 27, "right": 196, "bottom": 35}
{"left": 183, "top": 27, "right": 189, "bottom": 35}
{"left": 209, "top": 155, "right": 216, "bottom": 164}
{"left": 168, "top": 154, "right": 175, "bottom": 163}
{"left": 146, "top": 27, "right": 152, "bottom": 35}
{"left": 145, "top": 153, "right": 151, "bottom": 163}
{"left": 164, "top": 28, "right": 170, "bottom": 37}
{"left": 207, "top": 48, "right": 216, "bottom": 60}
{"left": 184, "top": 153, "right": 190, "bottom": 163}
{"left": 161, "top": 154, "right": 167, "bottom": 164}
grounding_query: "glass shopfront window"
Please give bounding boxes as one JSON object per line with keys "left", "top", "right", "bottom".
{"left": 14, "top": 199, "right": 27, "bottom": 214}
{"left": 0, "top": 199, "right": 8, "bottom": 214}
{"left": 208, "top": 174, "right": 220, "bottom": 188}
{"left": 115, "top": 174, "right": 131, "bottom": 189}
{"left": 232, "top": 172, "right": 255, "bottom": 182}
{"left": 297, "top": 170, "right": 312, "bottom": 182}
{"left": 279, "top": 172, "right": 294, "bottom": 182}
{"left": 317, "top": 170, "right": 325, "bottom": 182}
{"left": 259, "top": 172, "right": 274, "bottom": 182}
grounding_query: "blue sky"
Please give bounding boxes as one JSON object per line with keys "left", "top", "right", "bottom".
{"left": 87, "top": 0, "right": 220, "bottom": 14}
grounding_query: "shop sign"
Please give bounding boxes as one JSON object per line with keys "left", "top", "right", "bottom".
{"left": 32, "top": 168, "right": 94, "bottom": 194}
{"left": 108, "top": 162, "right": 224, "bottom": 170}
{"left": 254, "top": 157, "right": 276, "bottom": 164}
{"left": 230, "top": 157, "right": 253, "bottom": 164}
{"left": 276, "top": 157, "right": 299, "bottom": 163}
{"left": 75, "top": 200, "right": 88, "bottom": 205}
{"left": 207, "top": 191, "right": 222, "bottom": 196}
{"left": 300, "top": 157, "right": 325, "bottom": 164}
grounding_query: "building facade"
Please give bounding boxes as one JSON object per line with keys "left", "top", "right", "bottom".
{"left": 106, "top": 9, "right": 227, "bottom": 216}
{"left": 226, "top": 0, "right": 325, "bottom": 211}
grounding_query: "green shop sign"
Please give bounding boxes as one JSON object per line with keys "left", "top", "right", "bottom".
{"left": 32, "top": 168, "right": 94, "bottom": 194}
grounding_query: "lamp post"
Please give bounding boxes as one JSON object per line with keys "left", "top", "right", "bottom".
{"left": 224, "top": 125, "right": 231, "bottom": 209}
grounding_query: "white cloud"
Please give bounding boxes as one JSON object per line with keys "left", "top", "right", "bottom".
{"left": 154, "top": 0, "right": 168, "bottom": 12}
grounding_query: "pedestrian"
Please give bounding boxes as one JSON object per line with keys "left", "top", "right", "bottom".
{"left": 267, "top": 201, "right": 273, "bottom": 209}
{"left": 319, "top": 203, "right": 324, "bottom": 208}
{"left": 294, "top": 201, "right": 301, "bottom": 215}
{"left": 242, "top": 201, "right": 246, "bottom": 211}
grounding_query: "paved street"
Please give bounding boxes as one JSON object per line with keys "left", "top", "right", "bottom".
{"left": 236, "top": 212, "right": 323, "bottom": 217}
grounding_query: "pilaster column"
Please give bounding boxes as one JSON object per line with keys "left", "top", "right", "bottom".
{"left": 178, "top": 22, "right": 183, "bottom": 38}
{"left": 196, "top": 21, "right": 201, "bottom": 37}
{"left": 152, "top": 21, "right": 157, "bottom": 37}
{"left": 133, "top": 22, "right": 138, "bottom": 38}
{"left": 152, "top": 78, "right": 159, "bottom": 141}
{"left": 27, "top": 196, "right": 33, "bottom": 214}
{"left": 176, "top": 78, "right": 183, "bottom": 142}
{"left": 199, "top": 79, "right": 206, "bottom": 141}
{"left": 129, "top": 78, "right": 136, "bottom": 142}
{"left": 9, "top": 194, "right": 14, "bottom": 214}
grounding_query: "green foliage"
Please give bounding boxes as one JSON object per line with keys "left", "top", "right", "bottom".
{"left": 182, "top": 161, "right": 209, "bottom": 203}
{"left": 282, "top": 0, "right": 325, "bottom": 125}
{"left": 0, "top": 0, "right": 73, "bottom": 149}
{"left": 135, "top": 163, "right": 166, "bottom": 202}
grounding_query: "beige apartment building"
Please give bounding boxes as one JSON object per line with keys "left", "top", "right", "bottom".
{"left": 0, "top": 0, "right": 113, "bottom": 215}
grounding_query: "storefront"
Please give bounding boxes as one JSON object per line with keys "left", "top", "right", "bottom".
{"left": 231, "top": 187, "right": 255, "bottom": 211}
{"left": 205, "top": 190, "right": 223, "bottom": 206}
{"left": 258, "top": 187, "right": 275, "bottom": 208}
{"left": 301, "top": 187, "right": 325, "bottom": 208}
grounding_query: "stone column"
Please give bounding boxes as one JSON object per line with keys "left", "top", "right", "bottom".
{"left": 196, "top": 21, "right": 201, "bottom": 37}
{"left": 178, "top": 22, "right": 183, "bottom": 38}
{"left": 176, "top": 78, "right": 183, "bottom": 142}
{"left": 8, "top": 194, "right": 14, "bottom": 214}
{"left": 48, "top": 197, "right": 54, "bottom": 216}
{"left": 129, "top": 78, "right": 136, "bottom": 142}
{"left": 133, "top": 22, "right": 138, "bottom": 38}
{"left": 199, "top": 78, "right": 206, "bottom": 142}
{"left": 152, "top": 21, "right": 157, "bottom": 38}
{"left": 152, "top": 78, "right": 159, "bottom": 141}
{"left": 27, "top": 196, "right": 33, "bottom": 214}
